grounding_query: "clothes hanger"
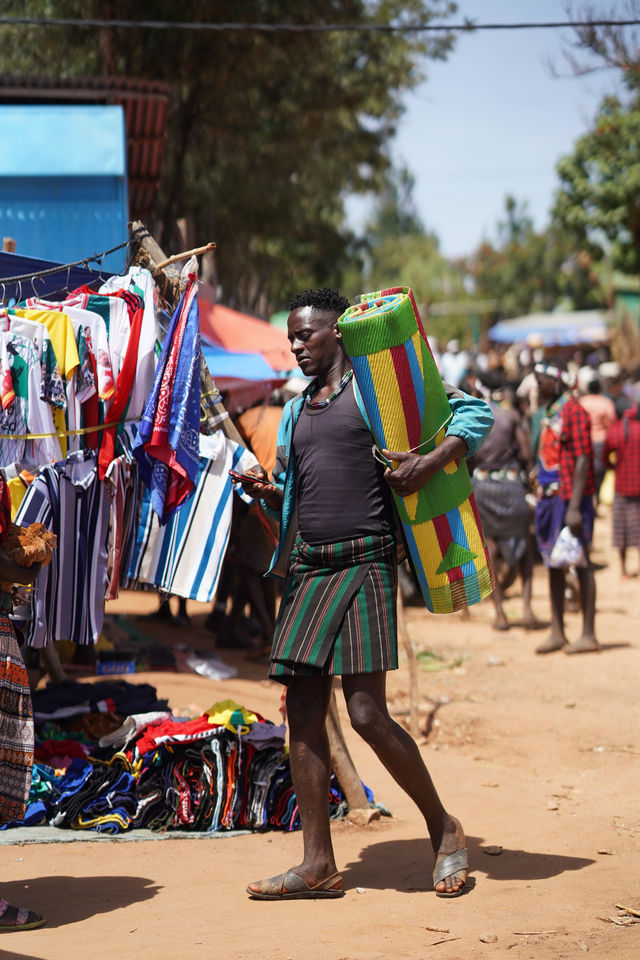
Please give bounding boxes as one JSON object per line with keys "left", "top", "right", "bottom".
{"left": 30, "top": 274, "right": 46, "bottom": 303}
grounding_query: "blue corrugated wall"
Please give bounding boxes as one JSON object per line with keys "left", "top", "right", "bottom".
{"left": 0, "top": 105, "right": 129, "bottom": 273}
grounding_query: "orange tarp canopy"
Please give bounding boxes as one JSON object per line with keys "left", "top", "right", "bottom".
{"left": 199, "top": 298, "right": 294, "bottom": 372}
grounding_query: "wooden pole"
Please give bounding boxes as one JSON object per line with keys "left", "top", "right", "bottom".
{"left": 155, "top": 241, "right": 216, "bottom": 270}
{"left": 326, "top": 689, "right": 380, "bottom": 825}
{"left": 397, "top": 583, "right": 420, "bottom": 738}
{"left": 129, "top": 220, "right": 243, "bottom": 445}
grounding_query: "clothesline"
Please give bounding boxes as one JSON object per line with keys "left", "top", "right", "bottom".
{"left": 0, "top": 239, "right": 132, "bottom": 286}
{"left": 0, "top": 234, "right": 216, "bottom": 288}
{"left": 0, "top": 417, "right": 141, "bottom": 441}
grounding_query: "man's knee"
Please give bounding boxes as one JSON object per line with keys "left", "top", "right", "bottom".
{"left": 286, "top": 681, "right": 328, "bottom": 732}
{"left": 347, "top": 693, "right": 388, "bottom": 742}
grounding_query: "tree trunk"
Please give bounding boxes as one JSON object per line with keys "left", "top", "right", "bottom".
{"left": 326, "top": 689, "right": 380, "bottom": 825}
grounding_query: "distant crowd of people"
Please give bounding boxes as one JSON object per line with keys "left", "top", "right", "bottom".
{"left": 429, "top": 336, "right": 640, "bottom": 652}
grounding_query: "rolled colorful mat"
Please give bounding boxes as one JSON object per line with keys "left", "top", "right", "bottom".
{"left": 337, "top": 286, "right": 495, "bottom": 613}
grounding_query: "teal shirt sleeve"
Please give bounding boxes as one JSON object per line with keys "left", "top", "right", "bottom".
{"left": 259, "top": 399, "right": 291, "bottom": 518}
{"left": 445, "top": 390, "right": 494, "bottom": 457}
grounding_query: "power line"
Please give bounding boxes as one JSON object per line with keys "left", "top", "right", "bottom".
{"left": 0, "top": 17, "right": 638, "bottom": 34}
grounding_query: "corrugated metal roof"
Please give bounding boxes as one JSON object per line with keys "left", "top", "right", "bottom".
{"left": 0, "top": 76, "right": 170, "bottom": 219}
{"left": 0, "top": 105, "right": 126, "bottom": 176}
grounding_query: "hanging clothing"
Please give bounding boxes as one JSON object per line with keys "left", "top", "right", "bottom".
{"left": 0, "top": 332, "right": 61, "bottom": 468}
{"left": 23, "top": 299, "right": 114, "bottom": 404}
{"left": 133, "top": 274, "right": 201, "bottom": 524}
{"left": 104, "top": 452, "right": 140, "bottom": 600}
{"left": 99, "top": 266, "right": 159, "bottom": 417}
{"left": 66, "top": 287, "right": 151, "bottom": 419}
{"left": 15, "top": 450, "right": 111, "bottom": 647}
{"left": 0, "top": 312, "right": 66, "bottom": 412}
{"left": 126, "top": 434, "right": 257, "bottom": 602}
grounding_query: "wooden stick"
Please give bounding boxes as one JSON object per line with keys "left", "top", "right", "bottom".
{"left": 155, "top": 241, "right": 216, "bottom": 270}
{"left": 326, "top": 688, "right": 380, "bottom": 825}
{"left": 397, "top": 583, "right": 419, "bottom": 737}
{"left": 129, "top": 222, "right": 243, "bottom": 445}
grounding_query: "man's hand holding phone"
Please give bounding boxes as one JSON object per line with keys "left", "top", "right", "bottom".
{"left": 229, "top": 466, "right": 282, "bottom": 511}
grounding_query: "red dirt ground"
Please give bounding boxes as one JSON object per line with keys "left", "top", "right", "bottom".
{"left": 2, "top": 507, "right": 638, "bottom": 960}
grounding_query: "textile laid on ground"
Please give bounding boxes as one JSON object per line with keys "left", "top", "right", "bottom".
{"left": 126, "top": 434, "right": 257, "bottom": 602}
{"left": 133, "top": 263, "right": 202, "bottom": 524}
{"left": 15, "top": 451, "right": 111, "bottom": 647}
{"left": 3, "top": 681, "right": 360, "bottom": 836}
{"left": 337, "top": 287, "right": 494, "bottom": 613}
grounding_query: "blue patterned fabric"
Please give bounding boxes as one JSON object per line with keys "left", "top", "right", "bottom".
{"left": 133, "top": 277, "right": 201, "bottom": 524}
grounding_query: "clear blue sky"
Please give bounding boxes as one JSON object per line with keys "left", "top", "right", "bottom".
{"left": 351, "top": 0, "right": 626, "bottom": 258}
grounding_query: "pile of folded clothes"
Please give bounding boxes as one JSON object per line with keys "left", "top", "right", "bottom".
{"left": 4, "top": 680, "right": 359, "bottom": 835}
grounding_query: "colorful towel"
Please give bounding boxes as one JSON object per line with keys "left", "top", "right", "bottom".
{"left": 133, "top": 260, "right": 201, "bottom": 525}
{"left": 337, "top": 286, "right": 494, "bottom": 613}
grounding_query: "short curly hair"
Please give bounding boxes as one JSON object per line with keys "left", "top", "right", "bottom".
{"left": 288, "top": 287, "right": 350, "bottom": 316}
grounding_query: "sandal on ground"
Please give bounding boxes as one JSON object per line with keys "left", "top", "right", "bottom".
{"left": 0, "top": 898, "right": 46, "bottom": 932}
{"left": 433, "top": 849, "right": 468, "bottom": 898}
{"left": 246, "top": 869, "right": 344, "bottom": 900}
{"left": 535, "top": 636, "right": 567, "bottom": 654}
{"left": 564, "top": 637, "right": 600, "bottom": 654}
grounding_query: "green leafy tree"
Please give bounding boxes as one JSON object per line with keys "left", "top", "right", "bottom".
{"left": 470, "top": 195, "right": 603, "bottom": 320}
{"left": 553, "top": 93, "right": 640, "bottom": 277}
{"left": 345, "top": 166, "right": 472, "bottom": 343}
{"left": 0, "top": 0, "right": 457, "bottom": 313}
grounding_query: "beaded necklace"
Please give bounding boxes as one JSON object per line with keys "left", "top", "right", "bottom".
{"left": 305, "top": 368, "right": 353, "bottom": 409}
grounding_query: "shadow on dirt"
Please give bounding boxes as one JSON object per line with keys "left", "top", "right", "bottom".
{"left": 0, "top": 874, "right": 160, "bottom": 929}
{"left": 342, "top": 837, "right": 595, "bottom": 892}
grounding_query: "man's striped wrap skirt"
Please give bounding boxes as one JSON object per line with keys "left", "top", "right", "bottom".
{"left": 269, "top": 534, "right": 398, "bottom": 683}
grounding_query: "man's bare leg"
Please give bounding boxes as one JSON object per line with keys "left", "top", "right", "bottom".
{"left": 247, "top": 674, "right": 338, "bottom": 894}
{"left": 536, "top": 567, "right": 567, "bottom": 653}
{"left": 619, "top": 548, "right": 628, "bottom": 578}
{"left": 565, "top": 562, "right": 599, "bottom": 653}
{"left": 486, "top": 537, "right": 509, "bottom": 629}
{"left": 342, "top": 671, "right": 466, "bottom": 894}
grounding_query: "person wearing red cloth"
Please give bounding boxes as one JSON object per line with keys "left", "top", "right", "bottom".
{"left": 533, "top": 363, "right": 598, "bottom": 655}
{"left": 603, "top": 403, "right": 640, "bottom": 578}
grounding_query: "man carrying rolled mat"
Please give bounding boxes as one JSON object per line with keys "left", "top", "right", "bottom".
{"left": 234, "top": 288, "right": 493, "bottom": 901}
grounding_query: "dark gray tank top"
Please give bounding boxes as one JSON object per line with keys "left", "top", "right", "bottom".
{"left": 293, "top": 383, "right": 395, "bottom": 546}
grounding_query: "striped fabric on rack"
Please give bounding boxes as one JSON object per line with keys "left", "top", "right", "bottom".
{"left": 126, "top": 434, "right": 257, "bottom": 602}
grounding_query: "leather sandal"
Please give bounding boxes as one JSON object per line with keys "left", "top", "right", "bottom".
{"left": 247, "top": 869, "right": 344, "bottom": 900}
{"left": 0, "top": 898, "right": 46, "bottom": 932}
{"left": 433, "top": 849, "right": 468, "bottom": 898}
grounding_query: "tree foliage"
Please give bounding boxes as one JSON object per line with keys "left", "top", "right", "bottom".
{"left": 469, "top": 195, "right": 603, "bottom": 320}
{"left": 553, "top": 93, "right": 640, "bottom": 275}
{"left": 343, "top": 166, "right": 472, "bottom": 343}
{"left": 561, "top": 1, "right": 640, "bottom": 84}
{"left": 0, "top": 0, "right": 457, "bottom": 313}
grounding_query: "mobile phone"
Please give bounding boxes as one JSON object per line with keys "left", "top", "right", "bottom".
{"left": 228, "top": 469, "right": 271, "bottom": 485}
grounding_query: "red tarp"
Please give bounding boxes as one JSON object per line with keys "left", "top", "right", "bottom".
{"left": 199, "top": 299, "right": 293, "bottom": 372}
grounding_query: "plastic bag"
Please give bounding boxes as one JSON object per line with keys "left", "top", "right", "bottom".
{"left": 549, "top": 525, "right": 587, "bottom": 569}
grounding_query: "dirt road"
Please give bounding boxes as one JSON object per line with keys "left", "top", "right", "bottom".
{"left": 2, "top": 508, "right": 638, "bottom": 960}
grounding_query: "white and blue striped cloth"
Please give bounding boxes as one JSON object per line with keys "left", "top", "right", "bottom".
{"left": 126, "top": 434, "right": 257, "bottom": 602}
